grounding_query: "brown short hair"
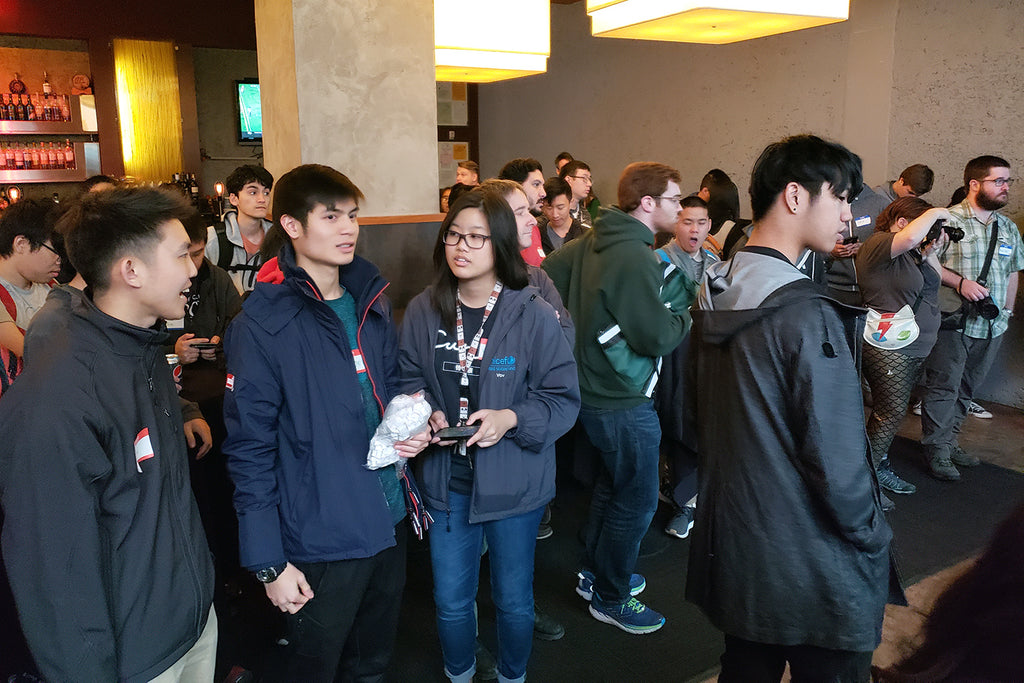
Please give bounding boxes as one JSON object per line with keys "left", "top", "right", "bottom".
{"left": 617, "top": 162, "right": 681, "bottom": 213}
{"left": 899, "top": 164, "right": 934, "bottom": 196}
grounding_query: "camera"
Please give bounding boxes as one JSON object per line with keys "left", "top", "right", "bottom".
{"left": 926, "top": 218, "right": 965, "bottom": 243}
{"left": 964, "top": 295, "right": 1001, "bottom": 320}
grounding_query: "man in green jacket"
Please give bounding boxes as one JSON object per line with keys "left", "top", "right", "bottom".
{"left": 543, "top": 162, "right": 691, "bottom": 634}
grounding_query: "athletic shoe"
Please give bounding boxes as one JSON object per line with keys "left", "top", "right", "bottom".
{"left": 968, "top": 401, "right": 994, "bottom": 418}
{"left": 876, "top": 463, "right": 916, "bottom": 494}
{"left": 533, "top": 607, "right": 565, "bottom": 641}
{"left": 951, "top": 444, "right": 981, "bottom": 467}
{"left": 576, "top": 570, "right": 645, "bottom": 602}
{"left": 664, "top": 506, "right": 695, "bottom": 539}
{"left": 537, "top": 505, "right": 553, "bottom": 540}
{"left": 911, "top": 401, "right": 922, "bottom": 416}
{"left": 880, "top": 492, "right": 896, "bottom": 512}
{"left": 929, "top": 456, "right": 961, "bottom": 481}
{"left": 589, "top": 597, "right": 665, "bottom": 634}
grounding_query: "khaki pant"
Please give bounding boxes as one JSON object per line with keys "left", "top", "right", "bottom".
{"left": 148, "top": 607, "right": 218, "bottom": 683}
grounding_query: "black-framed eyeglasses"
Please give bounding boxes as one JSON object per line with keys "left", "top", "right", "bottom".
{"left": 39, "top": 242, "right": 61, "bottom": 259}
{"left": 443, "top": 230, "right": 491, "bottom": 249}
{"left": 568, "top": 175, "right": 593, "bottom": 183}
{"left": 982, "top": 177, "right": 1014, "bottom": 188}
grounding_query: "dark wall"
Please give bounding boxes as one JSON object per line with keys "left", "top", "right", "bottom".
{"left": 356, "top": 220, "right": 441, "bottom": 321}
{"left": 0, "top": 0, "right": 256, "bottom": 49}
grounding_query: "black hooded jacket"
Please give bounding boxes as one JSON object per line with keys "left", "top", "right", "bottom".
{"left": 685, "top": 246, "right": 895, "bottom": 652}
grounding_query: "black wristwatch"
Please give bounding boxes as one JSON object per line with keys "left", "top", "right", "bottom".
{"left": 255, "top": 562, "right": 288, "bottom": 584}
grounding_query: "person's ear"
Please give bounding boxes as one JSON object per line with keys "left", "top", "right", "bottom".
{"left": 113, "top": 255, "right": 145, "bottom": 291}
{"left": 280, "top": 214, "right": 303, "bottom": 239}
{"left": 785, "top": 182, "right": 802, "bottom": 213}
{"left": 12, "top": 235, "right": 31, "bottom": 255}
{"left": 228, "top": 193, "right": 240, "bottom": 208}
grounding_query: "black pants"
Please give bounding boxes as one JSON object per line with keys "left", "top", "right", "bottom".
{"left": 279, "top": 524, "right": 407, "bottom": 683}
{"left": 719, "top": 635, "right": 872, "bottom": 683}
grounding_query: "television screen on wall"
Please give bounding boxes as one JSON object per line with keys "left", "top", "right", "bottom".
{"left": 236, "top": 79, "right": 262, "bottom": 144}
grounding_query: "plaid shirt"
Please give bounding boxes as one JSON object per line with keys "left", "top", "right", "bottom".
{"left": 941, "top": 200, "right": 1024, "bottom": 338}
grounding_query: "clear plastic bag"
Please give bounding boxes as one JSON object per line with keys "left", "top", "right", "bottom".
{"left": 366, "top": 392, "right": 432, "bottom": 470}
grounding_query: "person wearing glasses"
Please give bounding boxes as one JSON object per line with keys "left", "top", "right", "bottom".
{"left": 399, "top": 189, "right": 579, "bottom": 683}
{"left": 558, "top": 160, "right": 596, "bottom": 229}
{"left": 918, "top": 155, "right": 1024, "bottom": 480}
{"left": 543, "top": 162, "right": 691, "bottom": 635}
{"left": 0, "top": 199, "right": 61, "bottom": 389}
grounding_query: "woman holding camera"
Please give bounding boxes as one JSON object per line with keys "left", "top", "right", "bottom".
{"left": 399, "top": 189, "right": 579, "bottom": 683}
{"left": 855, "top": 197, "right": 952, "bottom": 498}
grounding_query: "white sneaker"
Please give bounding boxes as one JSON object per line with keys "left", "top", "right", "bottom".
{"left": 911, "top": 401, "right": 922, "bottom": 416}
{"left": 968, "top": 401, "right": 993, "bottom": 418}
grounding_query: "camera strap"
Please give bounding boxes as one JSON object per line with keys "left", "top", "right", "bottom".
{"left": 976, "top": 217, "right": 1000, "bottom": 287}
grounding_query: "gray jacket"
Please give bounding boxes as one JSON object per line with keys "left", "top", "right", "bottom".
{"left": 398, "top": 285, "right": 580, "bottom": 522}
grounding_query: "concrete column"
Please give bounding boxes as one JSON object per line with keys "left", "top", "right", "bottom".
{"left": 840, "top": 0, "right": 899, "bottom": 184}
{"left": 254, "top": 0, "right": 439, "bottom": 216}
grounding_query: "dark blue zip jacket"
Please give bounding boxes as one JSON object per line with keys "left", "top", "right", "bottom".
{"left": 223, "top": 243, "right": 402, "bottom": 569}
{"left": 398, "top": 285, "right": 580, "bottom": 522}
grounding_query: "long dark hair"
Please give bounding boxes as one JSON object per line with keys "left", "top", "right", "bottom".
{"left": 875, "top": 502, "right": 1024, "bottom": 682}
{"left": 875, "top": 196, "right": 933, "bottom": 233}
{"left": 430, "top": 189, "right": 528, "bottom": 330}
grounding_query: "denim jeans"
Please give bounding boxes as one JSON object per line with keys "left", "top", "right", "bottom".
{"left": 427, "top": 491, "right": 545, "bottom": 683}
{"left": 579, "top": 400, "right": 661, "bottom": 606}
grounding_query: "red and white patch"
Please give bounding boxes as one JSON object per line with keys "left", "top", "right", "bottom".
{"left": 134, "top": 428, "right": 155, "bottom": 473}
{"left": 225, "top": 374, "right": 235, "bottom": 391}
{"left": 352, "top": 349, "right": 366, "bottom": 374}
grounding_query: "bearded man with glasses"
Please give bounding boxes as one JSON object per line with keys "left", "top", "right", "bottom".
{"left": 919, "top": 155, "right": 1024, "bottom": 481}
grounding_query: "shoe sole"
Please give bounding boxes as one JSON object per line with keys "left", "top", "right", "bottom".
{"left": 536, "top": 527, "right": 554, "bottom": 540}
{"left": 878, "top": 481, "right": 916, "bottom": 495}
{"left": 664, "top": 520, "right": 694, "bottom": 538}
{"left": 533, "top": 627, "right": 565, "bottom": 641}
{"left": 588, "top": 604, "right": 665, "bottom": 634}
{"left": 929, "top": 470, "right": 961, "bottom": 482}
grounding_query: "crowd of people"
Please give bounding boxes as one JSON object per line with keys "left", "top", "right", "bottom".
{"left": 0, "top": 135, "right": 1021, "bottom": 683}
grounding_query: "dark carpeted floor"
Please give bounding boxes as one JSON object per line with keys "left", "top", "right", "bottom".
{"left": 5, "top": 438, "right": 1024, "bottom": 683}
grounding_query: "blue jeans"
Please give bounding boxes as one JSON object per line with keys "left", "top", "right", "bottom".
{"left": 579, "top": 401, "right": 661, "bottom": 606}
{"left": 428, "top": 491, "right": 545, "bottom": 683}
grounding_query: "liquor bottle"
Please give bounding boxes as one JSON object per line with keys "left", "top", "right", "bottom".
{"left": 13, "top": 95, "right": 25, "bottom": 121}
{"left": 47, "top": 142, "right": 57, "bottom": 169}
{"left": 13, "top": 144, "right": 25, "bottom": 170}
{"left": 4, "top": 143, "right": 14, "bottom": 169}
{"left": 0, "top": 93, "right": 9, "bottom": 120}
{"left": 33, "top": 94, "right": 44, "bottom": 121}
{"left": 26, "top": 94, "right": 37, "bottom": 121}
{"left": 64, "top": 140, "right": 75, "bottom": 170}
{"left": 59, "top": 95, "right": 71, "bottom": 122}
{"left": 30, "top": 143, "right": 42, "bottom": 170}
{"left": 54, "top": 142, "right": 65, "bottom": 169}
{"left": 42, "top": 71, "right": 52, "bottom": 96}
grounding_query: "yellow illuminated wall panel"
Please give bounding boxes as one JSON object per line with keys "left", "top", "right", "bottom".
{"left": 112, "top": 39, "right": 183, "bottom": 182}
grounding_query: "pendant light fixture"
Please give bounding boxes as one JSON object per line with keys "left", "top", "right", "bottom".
{"left": 435, "top": 0, "right": 551, "bottom": 82}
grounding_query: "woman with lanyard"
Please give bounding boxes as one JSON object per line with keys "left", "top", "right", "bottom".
{"left": 855, "top": 197, "right": 952, "bottom": 503}
{"left": 399, "top": 189, "right": 579, "bottom": 683}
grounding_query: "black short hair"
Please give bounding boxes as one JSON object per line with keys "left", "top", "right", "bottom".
{"left": 272, "top": 164, "right": 364, "bottom": 228}
{"left": 82, "top": 174, "right": 119, "bottom": 192}
{"left": 431, "top": 189, "right": 528, "bottom": 330}
{"left": 498, "top": 158, "right": 543, "bottom": 184}
{"left": 543, "top": 176, "right": 572, "bottom": 204}
{"left": 447, "top": 183, "right": 475, "bottom": 209}
{"left": 0, "top": 199, "right": 59, "bottom": 257}
{"left": 680, "top": 196, "right": 709, "bottom": 211}
{"left": 699, "top": 169, "right": 732, "bottom": 191}
{"left": 748, "top": 135, "right": 862, "bottom": 222}
{"left": 61, "top": 187, "right": 193, "bottom": 293}
{"left": 964, "top": 155, "right": 1010, "bottom": 188}
{"left": 899, "top": 164, "right": 934, "bottom": 196}
{"left": 555, "top": 152, "right": 574, "bottom": 166}
{"left": 182, "top": 211, "right": 210, "bottom": 245}
{"left": 226, "top": 164, "right": 274, "bottom": 196}
{"left": 559, "top": 160, "right": 591, "bottom": 180}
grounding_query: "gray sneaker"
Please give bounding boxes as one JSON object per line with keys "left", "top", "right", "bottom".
{"left": 951, "top": 444, "right": 980, "bottom": 467}
{"left": 876, "top": 462, "right": 916, "bottom": 494}
{"left": 929, "top": 456, "right": 961, "bottom": 481}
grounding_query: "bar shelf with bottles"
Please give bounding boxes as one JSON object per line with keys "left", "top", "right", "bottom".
{"left": 0, "top": 94, "right": 100, "bottom": 182}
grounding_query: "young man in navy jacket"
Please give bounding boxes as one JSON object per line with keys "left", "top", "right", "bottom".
{"left": 223, "top": 164, "right": 430, "bottom": 681}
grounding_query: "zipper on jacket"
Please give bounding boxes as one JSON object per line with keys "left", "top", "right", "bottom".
{"left": 356, "top": 282, "right": 390, "bottom": 414}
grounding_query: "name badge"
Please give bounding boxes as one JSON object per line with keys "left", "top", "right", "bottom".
{"left": 165, "top": 317, "right": 184, "bottom": 330}
{"left": 352, "top": 349, "right": 366, "bottom": 373}
{"left": 999, "top": 243, "right": 1013, "bottom": 257}
{"left": 854, "top": 215, "right": 872, "bottom": 228}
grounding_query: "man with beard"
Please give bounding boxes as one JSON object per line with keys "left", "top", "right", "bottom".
{"left": 919, "top": 155, "right": 1024, "bottom": 481}
{"left": 499, "top": 158, "right": 548, "bottom": 266}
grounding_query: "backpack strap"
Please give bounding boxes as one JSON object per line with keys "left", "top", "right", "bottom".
{"left": 214, "top": 220, "right": 233, "bottom": 271}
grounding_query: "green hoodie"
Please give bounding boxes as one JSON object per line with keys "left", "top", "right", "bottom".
{"left": 542, "top": 206, "right": 692, "bottom": 408}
